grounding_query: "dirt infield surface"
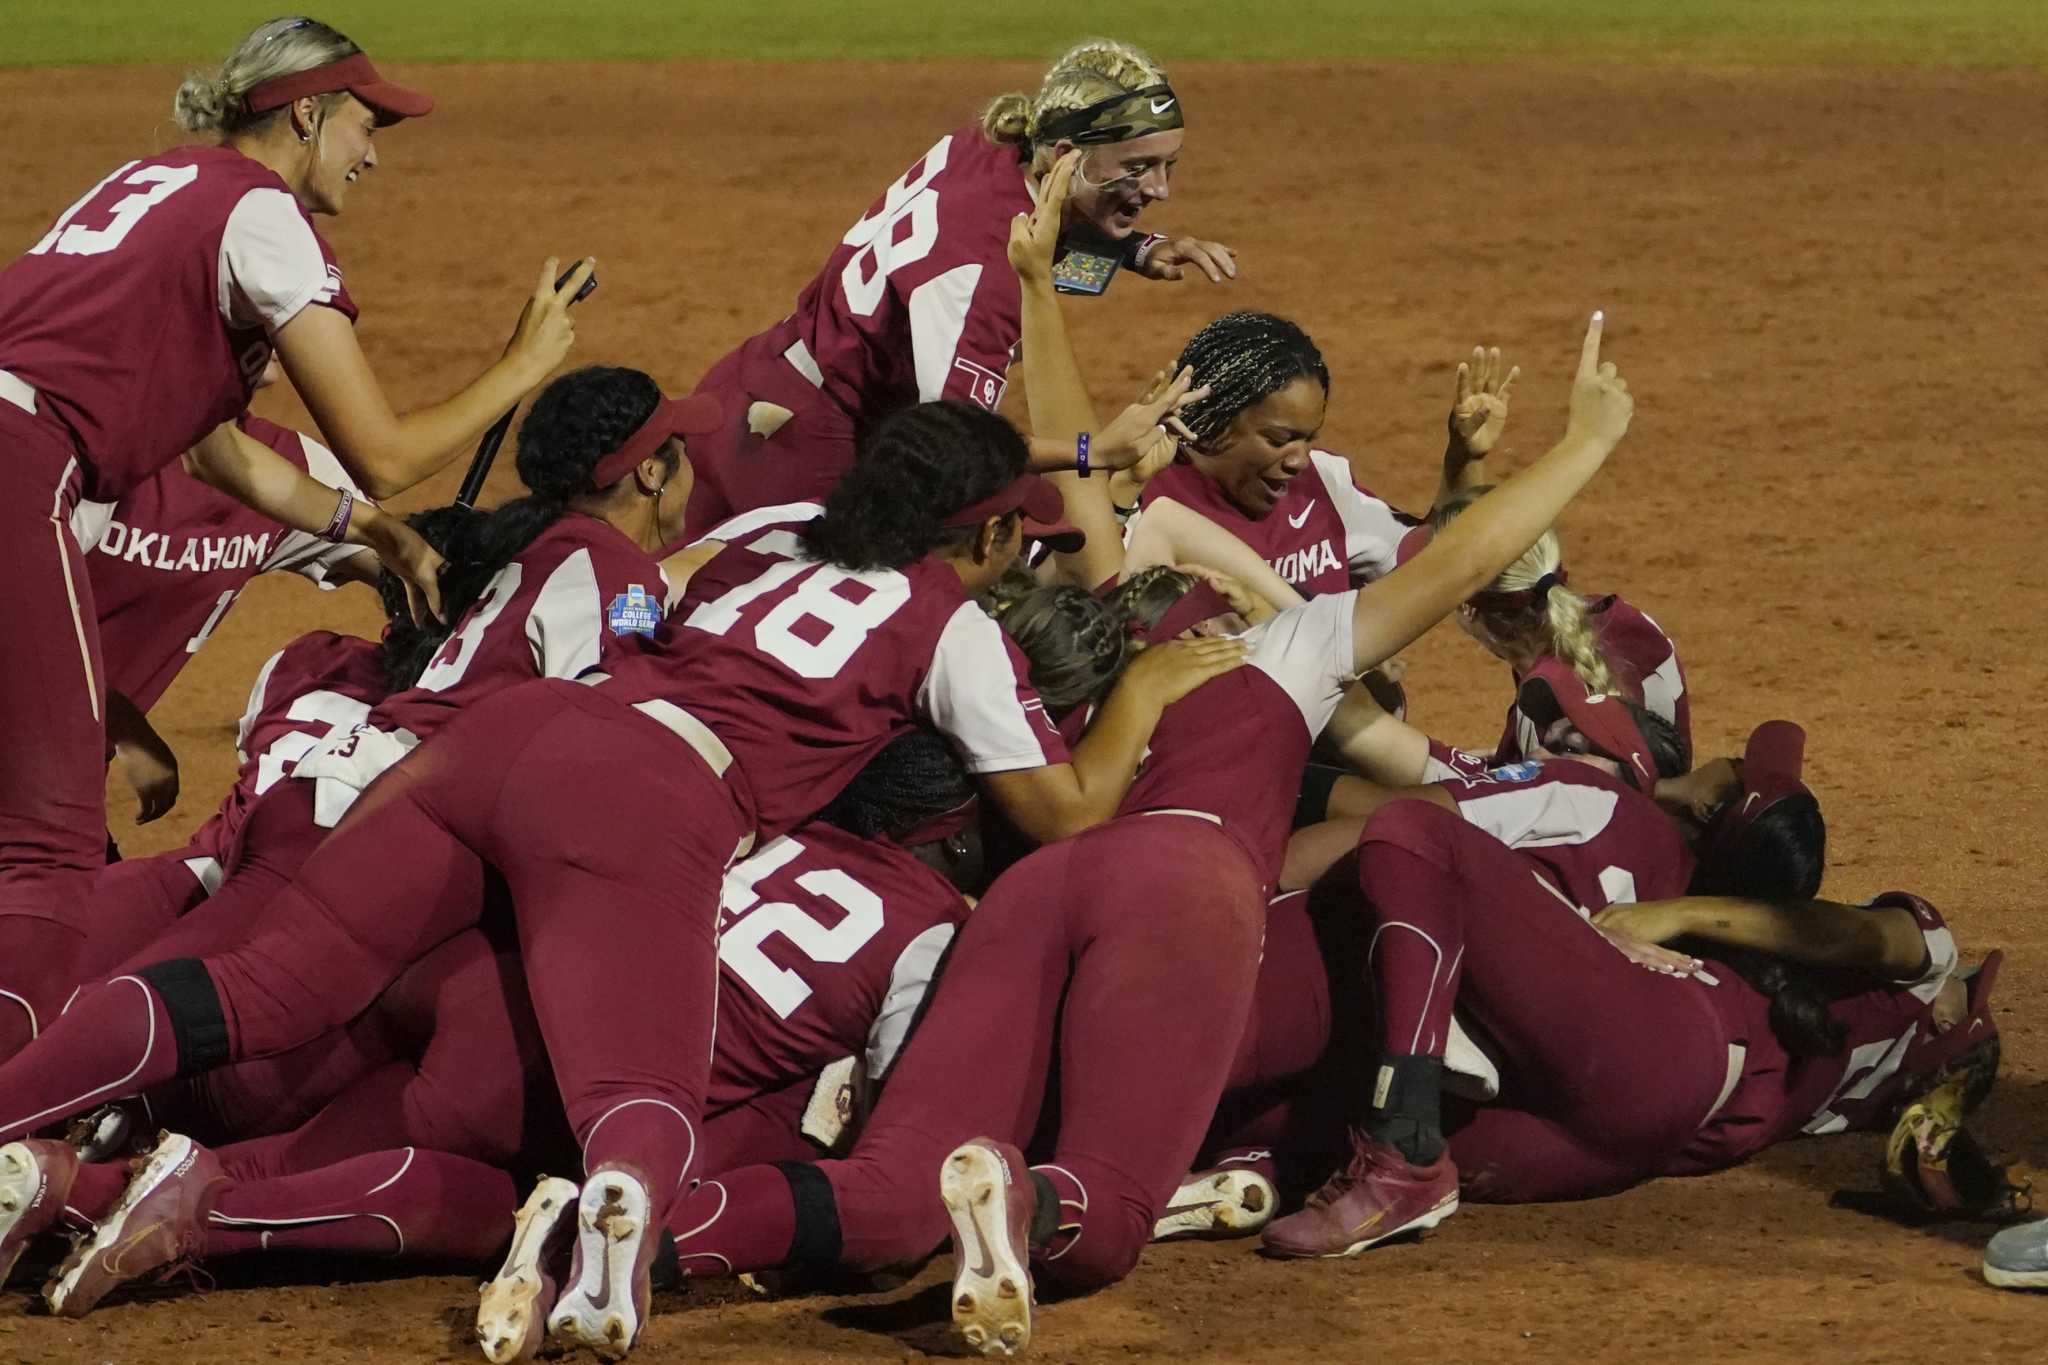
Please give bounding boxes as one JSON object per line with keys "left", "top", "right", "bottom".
{"left": 3, "top": 58, "right": 2045, "bottom": 1363}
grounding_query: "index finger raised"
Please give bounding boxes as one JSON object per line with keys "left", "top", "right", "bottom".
{"left": 1577, "top": 310, "right": 1605, "bottom": 380}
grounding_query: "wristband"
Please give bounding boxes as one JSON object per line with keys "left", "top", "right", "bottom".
{"left": 1124, "top": 232, "right": 1168, "bottom": 269}
{"left": 319, "top": 488, "right": 355, "bottom": 543}
{"left": 1075, "top": 432, "right": 1092, "bottom": 478}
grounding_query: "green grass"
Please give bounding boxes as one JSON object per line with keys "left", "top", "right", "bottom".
{"left": 8, "top": 0, "right": 2045, "bottom": 66}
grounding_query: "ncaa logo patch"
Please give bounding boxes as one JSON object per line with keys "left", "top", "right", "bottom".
{"left": 606, "top": 584, "right": 662, "bottom": 637}
{"left": 1486, "top": 760, "right": 1543, "bottom": 782}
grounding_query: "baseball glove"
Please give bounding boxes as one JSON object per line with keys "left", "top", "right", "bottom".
{"left": 1879, "top": 1075, "right": 2033, "bottom": 1219}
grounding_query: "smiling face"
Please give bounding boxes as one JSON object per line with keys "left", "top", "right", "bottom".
{"left": 1061, "top": 129, "right": 1183, "bottom": 239}
{"left": 1187, "top": 375, "right": 1327, "bottom": 518}
{"left": 300, "top": 93, "right": 379, "bottom": 214}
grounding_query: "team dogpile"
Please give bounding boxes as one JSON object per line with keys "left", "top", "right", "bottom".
{"left": 0, "top": 17, "right": 2036, "bottom": 1362}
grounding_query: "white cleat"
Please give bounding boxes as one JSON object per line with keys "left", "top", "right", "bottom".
{"left": 476, "top": 1175, "right": 579, "bottom": 1363}
{"left": 546, "top": 1169, "right": 656, "bottom": 1360}
{"left": 1152, "top": 1166, "right": 1278, "bottom": 1242}
{"left": 941, "top": 1138, "right": 1035, "bottom": 1358}
{"left": 1, "top": 1140, "right": 77, "bottom": 1288}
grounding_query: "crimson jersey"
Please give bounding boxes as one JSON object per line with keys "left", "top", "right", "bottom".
{"left": 1670, "top": 893, "right": 1963, "bottom": 1173}
{"left": 608, "top": 541, "right": 1066, "bottom": 843}
{"left": 181, "top": 631, "right": 388, "bottom": 886}
{"left": 0, "top": 146, "right": 355, "bottom": 500}
{"left": 761, "top": 124, "right": 1032, "bottom": 426}
{"left": 1120, "top": 592, "right": 1358, "bottom": 890}
{"left": 82, "top": 415, "right": 371, "bottom": 712}
{"left": 709, "top": 823, "right": 971, "bottom": 1110}
{"left": 1441, "top": 760, "right": 1696, "bottom": 911}
{"left": 1492, "top": 593, "right": 1690, "bottom": 763}
{"left": 293, "top": 516, "right": 669, "bottom": 827}
{"left": 1133, "top": 450, "right": 1418, "bottom": 596}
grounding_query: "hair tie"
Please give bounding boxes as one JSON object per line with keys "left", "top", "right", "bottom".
{"left": 1531, "top": 569, "right": 1567, "bottom": 604}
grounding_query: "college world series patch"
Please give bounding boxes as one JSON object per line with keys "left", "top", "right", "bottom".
{"left": 607, "top": 584, "right": 662, "bottom": 637}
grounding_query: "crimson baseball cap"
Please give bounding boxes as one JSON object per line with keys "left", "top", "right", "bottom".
{"left": 1701, "top": 720, "right": 1814, "bottom": 851}
{"left": 591, "top": 393, "right": 726, "bottom": 487}
{"left": 245, "top": 52, "right": 435, "bottom": 126}
{"left": 1515, "top": 657, "right": 1656, "bottom": 791}
{"left": 943, "top": 474, "right": 1084, "bottom": 553}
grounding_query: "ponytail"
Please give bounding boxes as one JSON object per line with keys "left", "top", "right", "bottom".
{"left": 980, "top": 37, "right": 1169, "bottom": 155}
{"left": 174, "top": 16, "right": 360, "bottom": 138}
{"left": 1433, "top": 486, "right": 1615, "bottom": 696}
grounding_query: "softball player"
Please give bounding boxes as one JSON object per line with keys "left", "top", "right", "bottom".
{"left": 0, "top": 15, "right": 584, "bottom": 1044}
{"left": 682, "top": 39, "right": 1236, "bottom": 532}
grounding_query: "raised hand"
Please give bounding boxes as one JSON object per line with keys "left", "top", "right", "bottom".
{"left": 1563, "top": 311, "right": 1633, "bottom": 450}
{"left": 1447, "top": 345, "right": 1518, "bottom": 458}
{"left": 507, "top": 256, "right": 595, "bottom": 386}
{"left": 1135, "top": 236, "right": 1239, "bottom": 283}
{"left": 1009, "top": 151, "right": 1081, "bottom": 288}
{"left": 1093, "top": 366, "right": 1207, "bottom": 474}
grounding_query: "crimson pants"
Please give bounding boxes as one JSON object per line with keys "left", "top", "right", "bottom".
{"left": 0, "top": 408, "right": 109, "bottom": 1056}
{"left": 682, "top": 329, "right": 859, "bottom": 536}
{"left": 674, "top": 815, "right": 1266, "bottom": 1291}
{"left": 0, "top": 681, "right": 744, "bottom": 1229}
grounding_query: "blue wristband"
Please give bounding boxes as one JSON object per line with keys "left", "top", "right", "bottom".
{"left": 1076, "top": 432, "right": 1092, "bottom": 478}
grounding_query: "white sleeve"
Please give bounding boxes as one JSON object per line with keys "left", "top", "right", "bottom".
{"left": 217, "top": 188, "right": 343, "bottom": 334}
{"left": 1243, "top": 590, "right": 1357, "bottom": 736}
{"left": 1634, "top": 609, "right": 1688, "bottom": 728}
{"left": 865, "top": 921, "right": 959, "bottom": 1079}
{"left": 909, "top": 263, "right": 984, "bottom": 403}
{"left": 259, "top": 434, "right": 375, "bottom": 585}
{"left": 918, "top": 601, "right": 1068, "bottom": 773}
{"left": 524, "top": 548, "right": 610, "bottom": 682}
{"left": 1311, "top": 451, "right": 1410, "bottom": 584}
{"left": 233, "top": 648, "right": 289, "bottom": 764}
{"left": 1453, "top": 780, "right": 1621, "bottom": 851}
{"left": 691, "top": 501, "right": 826, "bottom": 553}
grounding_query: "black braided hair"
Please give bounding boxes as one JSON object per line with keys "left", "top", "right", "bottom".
{"left": 1105, "top": 564, "right": 1198, "bottom": 631}
{"left": 1172, "top": 312, "right": 1330, "bottom": 445}
{"left": 816, "top": 727, "right": 976, "bottom": 842}
{"left": 427, "top": 366, "right": 669, "bottom": 638}
{"left": 802, "top": 401, "right": 1030, "bottom": 571}
{"left": 987, "top": 582, "right": 1128, "bottom": 713}
{"left": 374, "top": 503, "right": 478, "bottom": 690}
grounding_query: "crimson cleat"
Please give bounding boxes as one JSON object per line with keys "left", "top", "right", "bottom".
{"left": 940, "top": 1138, "right": 1036, "bottom": 1358}
{"left": 43, "top": 1130, "right": 225, "bottom": 1316}
{"left": 1260, "top": 1130, "right": 1457, "bottom": 1259}
{"left": 477, "top": 1175, "right": 579, "bottom": 1363}
{"left": 546, "top": 1166, "right": 658, "bottom": 1360}
{"left": 1, "top": 1140, "right": 79, "bottom": 1289}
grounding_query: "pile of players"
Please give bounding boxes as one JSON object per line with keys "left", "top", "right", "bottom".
{"left": 0, "top": 17, "right": 2024, "bottom": 1364}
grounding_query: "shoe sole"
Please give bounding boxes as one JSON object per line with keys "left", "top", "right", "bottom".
{"left": 941, "top": 1144, "right": 1032, "bottom": 1358}
{"left": 1984, "top": 1261, "right": 2048, "bottom": 1290}
{"left": 0, "top": 1142, "right": 62, "bottom": 1289}
{"left": 546, "top": 1174, "right": 651, "bottom": 1360}
{"left": 477, "top": 1175, "right": 579, "bottom": 1364}
{"left": 44, "top": 1132, "right": 197, "bottom": 1317}
{"left": 1153, "top": 1169, "right": 1276, "bottom": 1242}
{"left": 1265, "top": 1191, "right": 1460, "bottom": 1260}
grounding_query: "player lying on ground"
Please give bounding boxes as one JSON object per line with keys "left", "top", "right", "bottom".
{"left": 0, "top": 730, "right": 992, "bottom": 1325}
{"left": 1188, "top": 700, "right": 1999, "bottom": 1255}
{"left": 0, "top": 14, "right": 600, "bottom": 1050}
{"left": 680, "top": 38, "right": 1236, "bottom": 533}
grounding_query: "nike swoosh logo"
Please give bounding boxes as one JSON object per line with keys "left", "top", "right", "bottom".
{"left": 1287, "top": 500, "right": 1316, "bottom": 529}
{"left": 99, "top": 1224, "right": 158, "bottom": 1279}
{"left": 1150, "top": 97, "right": 1176, "bottom": 114}
{"left": 587, "top": 1229, "right": 614, "bottom": 1312}
{"left": 965, "top": 1206, "right": 998, "bottom": 1280}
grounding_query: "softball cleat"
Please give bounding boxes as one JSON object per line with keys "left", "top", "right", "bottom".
{"left": 1, "top": 1139, "right": 78, "bottom": 1288}
{"left": 941, "top": 1138, "right": 1036, "bottom": 1358}
{"left": 44, "top": 1131, "right": 224, "bottom": 1317}
{"left": 1152, "top": 1165, "right": 1277, "bottom": 1242}
{"left": 546, "top": 1167, "right": 657, "bottom": 1359}
{"left": 476, "top": 1175, "right": 579, "bottom": 1363}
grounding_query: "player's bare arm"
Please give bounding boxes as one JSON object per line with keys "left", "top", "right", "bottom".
{"left": 185, "top": 421, "right": 445, "bottom": 622}
{"left": 1592, "top": 896, "right": 1932, "bottom": 978}
{"left": 276, "top": 256, "right": 593, "bottom": 499}
{"left": 104, "top": 691, "right": 179, "bottom": 824}
{"left": 1348, "top": 313, "right": 1632, "bottom": 676}
{"left": 1440, "top": 344, "right": 1518, "bottom": 503}
{"left": 978, "top": 636, "right": 1247, "bottom": 843}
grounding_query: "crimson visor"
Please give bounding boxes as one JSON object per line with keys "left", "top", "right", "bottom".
{"left": 246, "top": 52, "right": 436, "bottom": 126}
{"left": 943, "top": 474, "right": 1084, "bottom": 553}
{"left": 1515, "top": 657, "right": 1656, "bottom": 791}
{"left": 591, "top": 393, "right": 726, "bottom": 487}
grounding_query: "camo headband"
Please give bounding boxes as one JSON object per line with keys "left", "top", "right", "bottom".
{"left": 1036, "top": 84, "right": 1184, "bottom": 146}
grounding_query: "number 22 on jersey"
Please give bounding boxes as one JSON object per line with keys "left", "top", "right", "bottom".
{"left": 720, "top": 836, "right": 884, "bottom": 1018}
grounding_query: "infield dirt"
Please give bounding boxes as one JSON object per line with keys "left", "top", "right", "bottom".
{"left": 1, "top": 59, "right": 2044, "bottom": 1363}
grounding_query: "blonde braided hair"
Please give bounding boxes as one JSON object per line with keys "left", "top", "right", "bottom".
{"left": 981, "top": 39, "right": 1169, "bottom": 169}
